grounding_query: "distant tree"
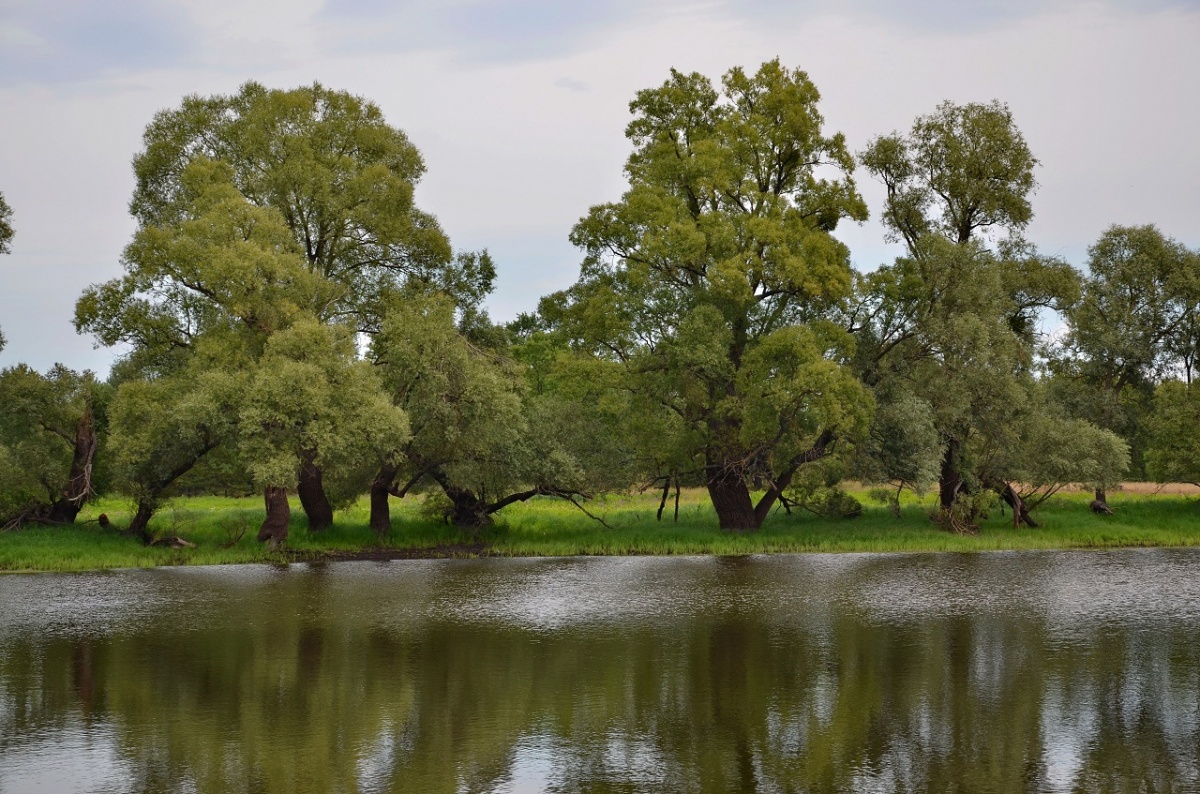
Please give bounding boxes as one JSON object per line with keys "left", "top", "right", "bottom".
{"left": 0, "top": 190, "right": 12, "bottom": 255}
{"left": 1052, "top": 225, "right": 1200, "bottom": 503}
{"left": 0, "top": 189, "right": 12, "bottom": 353}
{"left": 1144, "top": 380, "right": 1200, "bottom": 487}
{"left": 545, "top": 60, "right": 873, "bottom": 530}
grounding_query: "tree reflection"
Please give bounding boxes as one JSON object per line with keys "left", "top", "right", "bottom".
{"left": 1, "top": 558, "right": 1198, "bottom": 793}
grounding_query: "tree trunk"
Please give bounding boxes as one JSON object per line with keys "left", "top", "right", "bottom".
{"left": 297, "top": 456, "right": 334, "bottom": 532}
{"left": 46, "top": 404, "right": 98, "bottom": 525}
{"left": 258, "top": 487, "right": 290, "bottom": 548}
{"left": 939, "top": 437, "right": 964, "bottom": 510}
{"left": 370, "top": 463, "right": 399, "bottom": 537}
{"left": 707, "top": 467, "right": 760, "bottom": 531}
{"left": 1093, "top": 487, "right": 1108, "bottom": 510}
{"left": 444, "top": 486, "right": 492, "bottom": 530}
{"left": 127, "top": 502, "right": 156, "bottom": 545}
{"left": 656, "top": 478, "right": 671, "bottom": 522}
{"left": 997, "top": 482, "right": 1038, "bottom": 528}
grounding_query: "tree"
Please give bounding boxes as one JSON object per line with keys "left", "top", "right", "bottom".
{"left": 855, "top": 101, "right": 1084, "bottom": 529}
{"left": 0, "top": 365, "right": 102, "bottom": 528}
{"left": 76, "top": 158, "right": 357, "bottom": 535}
{"left": 1052, "top": 225, "right": 1200, "bottom": 502}
{"left": 238, "top": 319, "right": 408, "bottom": 546}
{"left": 104, "top": 364, "right": 243, "bottom": 542}
{"left": 0, "top": 190, "right": 12, "bottom": 255}
{"left": 80, "top": 83, "right": 488, "bottom": 527}
{"left": 546, "top": 60, "right": 873, "bottom": 530}
{"left": 370, "top": 295, "right": 616, "bottom": 535}
{"left": 0, "top": 189, "right": 12, "bottom": 353}
{"left": 1144, "top": 380, "right": 1200, "bottom": 487}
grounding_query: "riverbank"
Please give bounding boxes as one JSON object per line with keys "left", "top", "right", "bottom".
{"left": 2, "top": 487, "right": 1199, "bottom": 572}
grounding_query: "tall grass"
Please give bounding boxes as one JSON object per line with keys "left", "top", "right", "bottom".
{"left": 2, "top": 487, "right": 1199, "bottom": 573}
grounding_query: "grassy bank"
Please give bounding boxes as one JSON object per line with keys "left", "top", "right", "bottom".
{"left": 3, "top": 487, "right": 1200, "bottom": 573}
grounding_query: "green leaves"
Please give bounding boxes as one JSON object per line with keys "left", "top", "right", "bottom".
{"left": 862, "top": 100, "right": 1036, "bottom": 247}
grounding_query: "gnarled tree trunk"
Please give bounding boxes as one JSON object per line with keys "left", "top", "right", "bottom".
{"left": 444, "top": 485, "right": 493, "bottom": 530}
{"left": 996, "top": 482, "right": 1038, "bottom": 528}
{"left": 707, "top": 467, "right": 759, "bottom": 531}
{"left": 258, "top": 487, "right": 290, "bottom": 548}
{"left": 297, "top": 455, "right": 333, "bottom": 532}
{"left": 45, "top": 404, "right": 98, "bottom": 525}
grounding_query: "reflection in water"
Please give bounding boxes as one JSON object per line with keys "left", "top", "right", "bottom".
{"left": 1, "top": 551, "right": 1199, "bottom": 793}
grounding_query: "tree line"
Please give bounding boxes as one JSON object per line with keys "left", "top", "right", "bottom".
{"left": 2, "top": 61, "right": 1198, "bottom": 542}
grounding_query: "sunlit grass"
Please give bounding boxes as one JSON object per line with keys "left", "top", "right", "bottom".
{"left": 2, "top": 486, "right": 1200, "bottom": 572}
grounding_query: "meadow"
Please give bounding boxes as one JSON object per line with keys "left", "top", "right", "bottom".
{"left": 3, "top": 485, "right": 1200, "bottom": 573}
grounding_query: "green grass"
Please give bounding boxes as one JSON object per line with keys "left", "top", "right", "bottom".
{"left": 3, "top": 487, "right": 1200, "bottom": 573}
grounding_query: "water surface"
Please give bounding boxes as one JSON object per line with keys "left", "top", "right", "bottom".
{"left": 1, "top": 550, "right": 1198, "bottom": 792}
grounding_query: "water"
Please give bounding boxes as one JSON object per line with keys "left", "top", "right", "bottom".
{"left": 1, "top": 549, "right": 1198, "bottom": 793}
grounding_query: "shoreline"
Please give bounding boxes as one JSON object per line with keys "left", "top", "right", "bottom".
{"left": 3, "top": 487, "right": 1199, "bottom": 574}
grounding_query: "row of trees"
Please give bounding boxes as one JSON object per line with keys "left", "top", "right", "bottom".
{"left": 2, "top": 62, "right": 1198, "bottom": 541}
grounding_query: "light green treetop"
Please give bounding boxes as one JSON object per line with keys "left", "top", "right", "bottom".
{"left": 547, "top": 60, "right": 873, "bottom": 530}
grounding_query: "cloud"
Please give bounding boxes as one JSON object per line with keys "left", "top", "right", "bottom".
{"left": 716, "top": 0, "right": 1200, "bottom": 34}
{"left": 553, "top": 76, "right": 590, "bottom": 93}
{"left": 0, "top": 0, "right": 196, "bottom": 86}
{"left": 318, "top": 0, "right": 655, "bottom": 63}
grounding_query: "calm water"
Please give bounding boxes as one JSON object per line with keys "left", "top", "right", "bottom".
{"left": 1, "top": 550, "right": 1199, "bottom": 793}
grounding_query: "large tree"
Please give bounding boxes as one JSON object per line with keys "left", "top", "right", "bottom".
{"left": 545, "top": 60, "right": 873, "bottom": 530}
{"left": 854, "top": 101, "right": 1099, "bottom": 529}
{"left": 80, "top": 83, "right": 487, "bottom": 527}
{"left": 76, "top": 158, "right": 395, "bottom": 539}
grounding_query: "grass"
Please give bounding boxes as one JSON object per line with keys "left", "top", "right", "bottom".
{"left": 2, "top": 486, "right": 1200, "bottom": 573}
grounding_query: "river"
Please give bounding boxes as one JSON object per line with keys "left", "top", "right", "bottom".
{"left": 1, "top": 550, "right": 1198, "bottom": 792}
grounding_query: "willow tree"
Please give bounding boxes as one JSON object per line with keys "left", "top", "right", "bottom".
{"left": 546, "top": 60, "right": 872, "bottom": 530}
{"left": 854, "top": 101, "right": 1088, "bottom": 528}
{"left": 91, "top": 82, "right": 489, "bottom": 522}
{"left": 76, "top": 159, "right": 383, "bottom": 538}
{"left": 1051, "top": 225, "right": 1200, "bottom": 502}
{"left": 0, "top": 365, "right": 102, "bottom": 528}
{"left": 240, "top": 320, "right": 409, "bottom": 546}
{"left": 369, "top": 295, "right": 619, "bottom": 535}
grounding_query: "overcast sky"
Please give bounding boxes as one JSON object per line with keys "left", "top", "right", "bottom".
{"left": 2, "top": 0, "right": 1198, "bottom": 374}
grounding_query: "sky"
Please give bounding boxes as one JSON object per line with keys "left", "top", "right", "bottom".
{"left": 1, "top": 0, "right": 1198, "bottom": 374}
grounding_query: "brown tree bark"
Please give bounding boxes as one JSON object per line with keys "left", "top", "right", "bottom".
{"left": 258, "top": 487, "right": 290, "bottom": 548}
{"left": 369, "top": 463, "right": 399, "bottom": 537}
{"left": 938, "top": 436, "right": 965, "bottom": 511}
{"left": 996, "top": 482, "right": 1038, "bottom": 528}
{"left": 46, "top": 404, "right": 98, "bottom": 525}
{"left": 126, "top": 502, "right": 156, "bottom": 544}
{"left": 706, "top": 467, "right": 759, "bottom": 531}
{"left": 444, "top": 485, "right": 493, "bottom": 529}
{"left": 297, "top": 455, "right": 334, "bottom": 532}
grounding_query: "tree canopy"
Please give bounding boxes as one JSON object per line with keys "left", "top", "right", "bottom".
{"left": 544, "top": 60, "right": 873, "bottom": 530}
